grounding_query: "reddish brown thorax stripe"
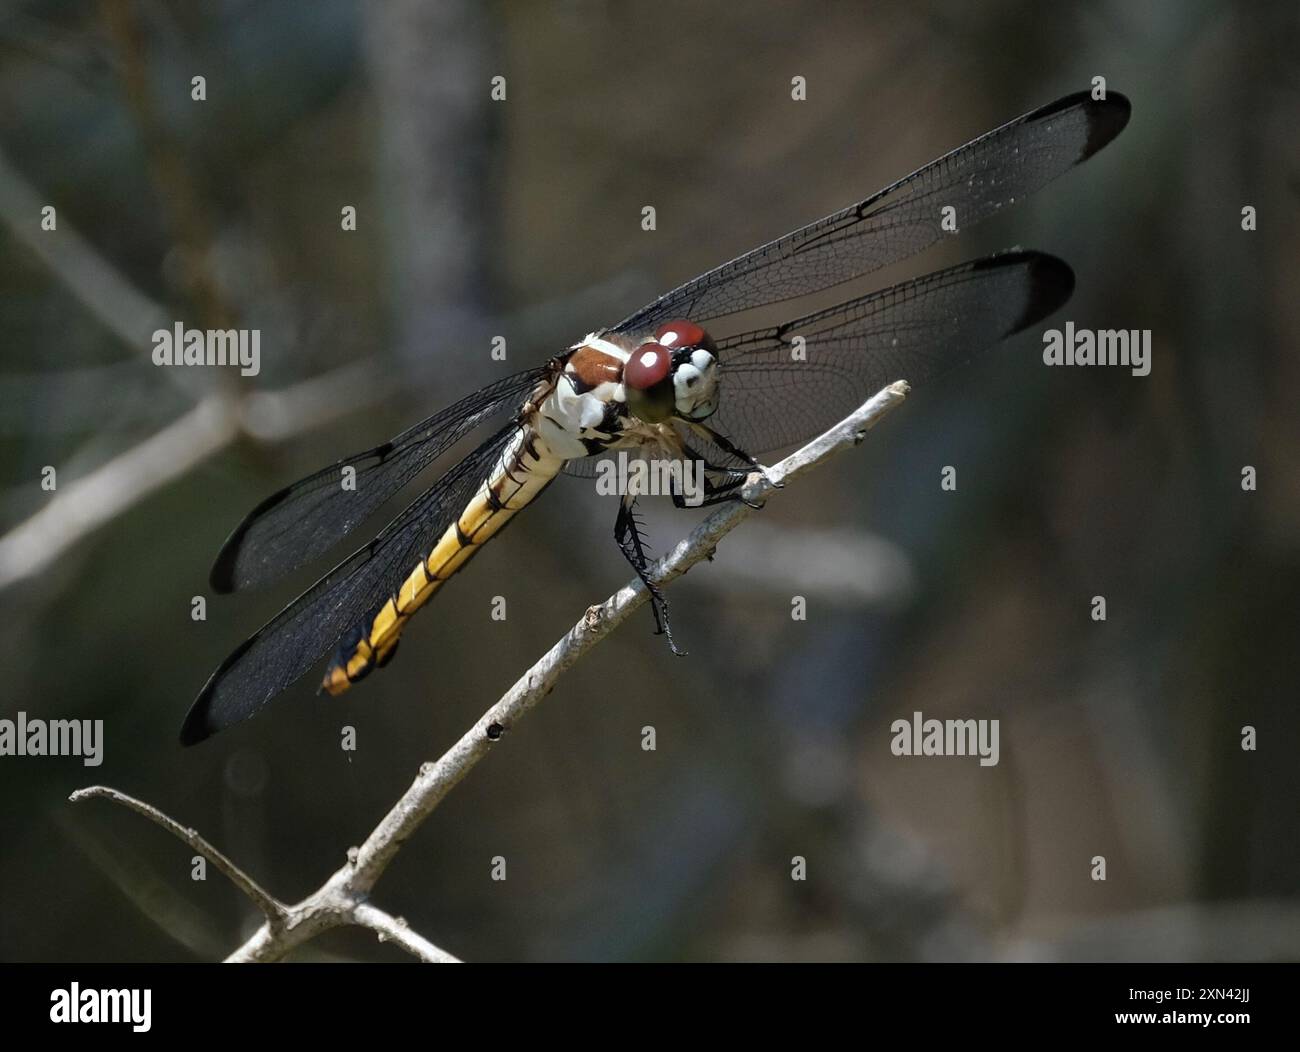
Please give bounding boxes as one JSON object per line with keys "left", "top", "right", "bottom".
{"left": 565, "top": 343, "right": 624, "bottom": 390}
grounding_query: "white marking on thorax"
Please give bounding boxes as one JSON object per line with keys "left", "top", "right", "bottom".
{"left": 573, "top": 332, "right": 633, "bottom": 364}
{"left": 533, "top": 374, "right": 613, "bottom": 459}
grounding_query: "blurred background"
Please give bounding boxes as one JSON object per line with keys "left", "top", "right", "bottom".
{"left": 1, "top": 0, "right": 1297, "bottom": 962}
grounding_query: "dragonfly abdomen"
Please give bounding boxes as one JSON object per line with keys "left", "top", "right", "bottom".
{"left": 320, "top": 430, "right": 564, "bottom": 695}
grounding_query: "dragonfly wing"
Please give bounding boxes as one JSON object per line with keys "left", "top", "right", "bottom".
{"left": 211, "top": 366, "right": 549, "bottom": 592}
{"left": 561, "top": 453, "right": 614, "bottom": 479}
{"left": 695, "top": 251, "right": 1073, "bottom": 459}
{"left": 611, "top": 92, "right": 1127, "bottom": 336}
{"left": 182, "top": 422, "right": 526, "bottom": 744}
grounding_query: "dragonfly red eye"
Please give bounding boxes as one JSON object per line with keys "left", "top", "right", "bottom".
{"left": 654, "top": 319, "right": 709, "bottom": 350}
{"left": 625, "top": 342, "right": 672, "bottom": 390}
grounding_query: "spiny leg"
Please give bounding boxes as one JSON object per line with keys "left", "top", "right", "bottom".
{"left": 697, "top": 477, "right": 763, "bottom": 509}
{"left": 685, "top": 422, "right": 784, "bottom": 488}
{"left": 679, "top": 441, "right": 749, "bottom": 485}
{"left": 673, "top": 444, "right": 765, "bottom": 510}
{"left": 614, "top": 493, "right": 686, "bottom": 655}
{"left": 673, "top": 470, "right": 761, "bottom": 509}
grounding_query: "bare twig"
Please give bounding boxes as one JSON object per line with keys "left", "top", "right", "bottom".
{"left": 0, "top": 142, "right": 396, "bottom": 589}
{"left": 0, "top": 361, "right": 400, "bottom": 592}
{"left": 68, "top": 785, "right": 463, "bottom": 963}
{"left": 69, "top": 784, "right": 285, "bottom": 923}
{"left": 352, "top": 903, "right": 462, "bottom": 963}
{"left": 0, "top": 147, "right": 172, "bottom": 353}
{"left": 239, "top": 358, "right": 392, "bottom": 443}
{"left": 0, "top": 123, "right": 393, "bottom": 596}
{"left": 0, "top": 396, "right": 238, "bottom": 590}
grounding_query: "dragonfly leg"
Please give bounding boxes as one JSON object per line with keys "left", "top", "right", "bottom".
{"left": 671, "top": 443, "right": 748, "bottom": 510}
{"left": 681, "top": 444, "right": 749, "bottom": 481}
{"left": 670, "top": 446, "right": 765, "bottom": 510}
{"left": 686, "top": 422, "right": 784, "bottom": 489}
{"left": 696, "top": 476, "right": 764, "bottom": 509}
{"left": 614, "top": 494, "right": 686, "bottom": 656}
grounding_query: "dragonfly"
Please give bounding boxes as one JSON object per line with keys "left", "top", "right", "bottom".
{"left": 181, "top": 90, "right": 1130, "bottom": 745}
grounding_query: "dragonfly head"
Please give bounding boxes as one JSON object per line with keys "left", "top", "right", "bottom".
{"left": 625, "top": 319, "right": 719, "bottom": 424}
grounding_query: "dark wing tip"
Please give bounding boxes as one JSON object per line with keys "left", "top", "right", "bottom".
{"left": 981, "top": 250, "right": 1075, "bottom": 333}
{"left": 1033, "top": 89, "right": 1131, "bottom": 162}
{"left": 208, "top": 485, "right": 296, "bottom": 593}
{"left": 178, "top": 690, "right": 217, "bottom": 745}
{"left": 179, "top": 634, "right": 260, "bottom": 746}
{"left": 208, "top": 536, "right": 243, "bottom": 594}
{"left": 1079, "top": 92, "right": 1131, "bottom": 161}
{"left": 178, "top": 705, "right": 213, "bottom": 747}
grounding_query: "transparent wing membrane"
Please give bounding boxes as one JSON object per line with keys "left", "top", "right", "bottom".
{"left": 210, "top": 367, "right": 548, "bottom": 592}
{"left": 182, "top": 423, "right": 525, "bottom": 744}
{"left": 700, "top": 251, "right": 1073, "bottom": 459}
{"left": 612, "top": 92, "right": 1128, "bottom": 336}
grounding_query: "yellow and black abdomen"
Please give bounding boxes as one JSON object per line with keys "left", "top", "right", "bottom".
{"left": 320, "top": 432, "right": 564, "bottom": 695}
